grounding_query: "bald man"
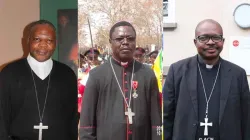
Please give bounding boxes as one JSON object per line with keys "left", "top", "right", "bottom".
{"left": 163, "top": 19, "right": 250, "bottom": 140}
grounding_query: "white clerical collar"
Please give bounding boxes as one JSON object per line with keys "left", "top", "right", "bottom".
{"left": 112, "top": 57, "right": 131, "bottom": 67}
{"left": 121, "top": 61, "right": 128, "bottom": 66}
{"left": 27, "top": 54, "right": 53, "bottom": 80}
{"left": 206, "top": 64, "right": 213, "bottom": 69}
{"left": 198, "top": 55, "right": 215, "bottom": 69}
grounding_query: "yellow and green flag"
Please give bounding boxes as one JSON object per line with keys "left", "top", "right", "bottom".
{"left": 151, "top": 49, "right": 163, "bottom": 139}
{"left": 151, "top": 49, "right": 163, "bottom": 93}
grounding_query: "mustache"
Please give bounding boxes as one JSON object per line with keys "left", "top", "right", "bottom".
{"left": 120, "top": 46, "right": 132, "bottom": 51}
{"left": 203, "top": 45, "right": 218, "bottom": 50}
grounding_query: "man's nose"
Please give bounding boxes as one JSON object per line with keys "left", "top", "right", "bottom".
{"left": 39, "top": 40, "right": 48, "bottom": 48}
{"left": 206, "top": 38, "right": 215, "bottom": 45}
{"left": 122, "top": 38, "right": 129, "bottom": 44}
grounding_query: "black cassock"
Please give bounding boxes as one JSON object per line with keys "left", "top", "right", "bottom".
{"left": 0, "top": 58, "right": 78, "bottom": 140}
{"left": 79, "top": 58, "right": 162, "bottom": 140}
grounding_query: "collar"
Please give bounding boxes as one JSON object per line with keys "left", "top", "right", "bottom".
{"left": 197, "top": 55, "right": 221, "bottom": 69}
{"left": 111, "top": 57, "right": 133, "bottom": 68}
{"left": 27, "top": 54, "right": 53, "bottom": 80}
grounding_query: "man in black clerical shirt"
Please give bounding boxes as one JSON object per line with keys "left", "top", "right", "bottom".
{"left": 163, "top": 19, "right": 250, "bottom": 140}
{"left": 0, "top": 20, "right": 78, "bottom": 140}
{"left": 79, "top": 21, "right": 162, "bottom": 140}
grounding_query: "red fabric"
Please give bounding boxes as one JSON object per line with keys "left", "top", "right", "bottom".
{"left": 78, "top": 80, "right": 85, "bottom": 113}
{"left": 84, "top": 67, "right": 91, "bottom": 73}
{"left": 159, "top": 93, "right": 163, "bottom": 109}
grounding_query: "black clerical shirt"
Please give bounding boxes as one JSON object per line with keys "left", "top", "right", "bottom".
{"left": 0, "top": 58, "right": 78, "bottom": 140}
{"left": 196, "top": 56, "right": 221, "bottom": 140}
{"left": 79, "top": 58, "right": 162, "bottom": 140}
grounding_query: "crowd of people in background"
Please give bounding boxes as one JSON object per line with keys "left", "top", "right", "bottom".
{"left": 78, "top": 47, "right": 159, "bottom": 77}
{"left": 77, "top": 47, "right": 160, "bottom": 113}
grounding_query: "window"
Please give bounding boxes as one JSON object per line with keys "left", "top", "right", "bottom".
{"left": 163, "top": 0, "right": 176, "bottom": 28}
{"left": 163, "top": 0, "right": 168, "bottom": 17}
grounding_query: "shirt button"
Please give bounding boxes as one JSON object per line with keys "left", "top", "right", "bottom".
{"left": 124, "top": 73, "right": 127, "bottom": 75}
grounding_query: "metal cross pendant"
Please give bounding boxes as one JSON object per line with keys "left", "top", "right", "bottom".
{"left": 125, "top": 107, "right": 135, "bottom": 124}
{"left": 200, "top": 117, "right": 212, "bottom": 136}
{"left": 34, "top": 122, "right": 48, "bottom": 140}
{"left": 132, "top": 91, "right": 138, "bottom": 98}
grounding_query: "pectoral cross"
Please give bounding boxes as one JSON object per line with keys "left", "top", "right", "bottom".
{"left": 125, "top": 107, "right": 135, "bottom": 124}
{"left": 34, "top": 122, "right": 48, "bottom": 140}
{"left": 200, "top": 117, "right": 212, "bottom": 136}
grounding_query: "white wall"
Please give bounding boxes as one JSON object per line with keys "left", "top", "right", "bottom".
{"left": 0, "top": 0, "right": 40, "bottom": 69}
{"left": 163, "top": 0, "right": 250, "bottom": 84}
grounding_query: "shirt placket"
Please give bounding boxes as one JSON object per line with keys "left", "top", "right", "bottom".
{"left": 122, "top": 67, "right": 133, "bottom": 140}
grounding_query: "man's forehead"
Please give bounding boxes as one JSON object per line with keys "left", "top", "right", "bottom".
{"left": 31, "top": 24, "right": 55, "bottom": 35}
{"left": 34, "top": 24, "right": 53, "bottom": 30}
{"left": 196, "top": 22, "right": 222, "bottom": 36}
{"left": 150, "top": 53, "right": 158, "bottom": 57}
{"left": 113, "top": 26, "right": 135, "bottom": 36}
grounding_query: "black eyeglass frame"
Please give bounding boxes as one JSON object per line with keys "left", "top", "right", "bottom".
{"left": 195, "top": 35, "right": 224, "bottom": 43}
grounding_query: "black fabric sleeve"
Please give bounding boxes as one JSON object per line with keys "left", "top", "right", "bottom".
{"left": 163, "top": 64, "right": 176, "bottom": 140}
{"left": 79, "top": 72, "right": 98, "bottom": 140}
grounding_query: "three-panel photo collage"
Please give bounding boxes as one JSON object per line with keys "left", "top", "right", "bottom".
{"left": 1, "top": 0, "right": 250, "bottom": 140}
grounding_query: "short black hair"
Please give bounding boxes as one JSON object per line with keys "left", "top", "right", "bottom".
{"left": 29, "top": 19, "right": 56, "bottom": 36}
{"left": 148, "top": 50, "right": 159, "bottom": 56}
{"left": 135, "top": 47, "right": 146, "bottom": 54}
{"left": 109, "top": 21, "right": 136, "bottom": 39}
{"left": 83, "top": 48, "right": 100, "bottom": 57}
{"left": 195, "top": 19, "right": 223, "bottom": 37}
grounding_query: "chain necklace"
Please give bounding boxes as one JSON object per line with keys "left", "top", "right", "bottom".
{"left": 109, "top": 58, "right": 134, "bottom": 109}
{"left": 30, "top": 69, "right": 51, "bottom": 123}
{"left": 197, "top": 62, "right": 221, "bottom": 118}
{"left": 110, "top": 58, "right": 136, "bottom": 124}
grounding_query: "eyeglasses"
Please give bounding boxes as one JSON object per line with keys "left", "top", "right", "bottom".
{"left": 111, "top": 36, "right": 136, "bottom": 43}
{"left": 196, "top": 35, "right": 224, "bottom": 43}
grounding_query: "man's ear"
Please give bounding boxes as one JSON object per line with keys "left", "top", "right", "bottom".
{"left": 27, "top": 36, "right": 30, "bottom": 43}
{"left": 194, "top": 39, "right": 197, "bottom": 45}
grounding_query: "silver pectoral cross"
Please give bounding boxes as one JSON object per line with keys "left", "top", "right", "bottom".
{"left": 34, "top": 122, "right": 48, "bottom": 140}
{"left": 125, "top": 107, "right": 135, "bottom": 124}
{"left": 200, "top": 117, "right": 212, "bottom": 136}
{"left": 132, "top": 90, "right": 138, "bottom": 98}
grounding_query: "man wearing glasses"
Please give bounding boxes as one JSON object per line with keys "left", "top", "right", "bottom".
{"left": 79, "top": 21, "right": 162, "bottom": 140}
{"left": 163, "top": 19, "right": 250, "bottom": 140}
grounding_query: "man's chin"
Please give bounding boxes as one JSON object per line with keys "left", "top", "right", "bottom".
{"left": 119, "top": 56, "right": 133, "bottom": 62}
{"left": 34, "top": 56, "right": 50, "bottom": 62}
{"left": 200, "top": 52, "right": 219, "bottom": 60}
{"left": 203, "top": 55, "right": 219, "bottom": 60}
